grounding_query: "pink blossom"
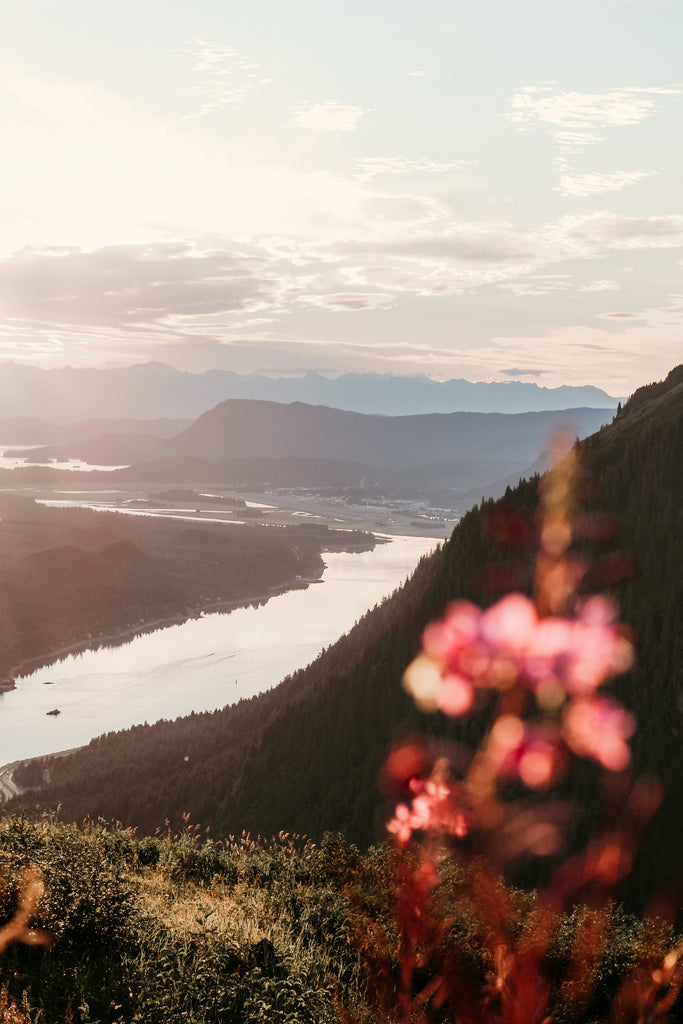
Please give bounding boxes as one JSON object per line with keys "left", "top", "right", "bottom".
{"left": 423, "top": 601, "right": 480, "bottom": 662}
{"left": 562, "top": 597, "right": 633, "bottom": 695}
{"left": 438, "top": 672, "right": 474, "bottom": 716}
{"left": 413, "top": 592, "right": 633, "bottom": 717}
{"left": 490, "top": 715, "right": 566, "bottom": 790}
{"left": 387, "top": 775, "right": 470, "bottom": 845}
{"left": 563, "top": 698, "right": 635, "bottom": 771}
{"left": 387, "top": 803, "right": 415, "bottom": 845}
{"left": 480, "top": 593, "right": 539, "bottom": 656}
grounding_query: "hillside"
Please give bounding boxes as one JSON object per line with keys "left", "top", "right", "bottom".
{"left": 10, "top": 403, "right": 613, "bottom": 507}
{"left": 169, "top": 401, "right": 612, "bottom": 468}
{"left": 1, "top": 816, "right": 674, "bottom": 1024}
{"left": 12, "top": 366, "right": 682, "bottom": 904}
{"left": 11, "top": 401, "right": 613, "bottom": 468}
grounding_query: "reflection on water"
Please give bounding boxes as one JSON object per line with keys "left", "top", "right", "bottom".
{"left": 0, "top": 446, "right": 128, "bottom": 472}
{"left": 0, "top": 536, "right": 437, "bottom": 764}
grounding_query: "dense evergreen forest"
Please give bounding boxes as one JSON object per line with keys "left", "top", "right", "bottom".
{"left": 13, "top": 365, "right": 682, "bottom": 908}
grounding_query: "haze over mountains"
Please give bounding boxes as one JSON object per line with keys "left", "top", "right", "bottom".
{"left": 0, "top": 361, "right": 619, "bottom": 422}
{"left": 9, "top": 401, "right": 614, "bottom": 506}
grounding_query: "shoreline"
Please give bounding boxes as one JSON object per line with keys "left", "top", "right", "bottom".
{"left": 3, "top": 571, "right": 327, "bottom": 693}
{"left": 0, "top": 532, "right": 438, "bottom": 782}
{"left": 0, "top": 573, "right": 327, "bottom": 784}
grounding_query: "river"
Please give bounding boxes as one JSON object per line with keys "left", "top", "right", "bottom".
{"left": 0, "top": 535, "right": 437, "bottom": 765}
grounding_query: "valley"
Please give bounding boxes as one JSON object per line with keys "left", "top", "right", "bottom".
{"left": 10, "top": 364, "right": 679, "bottom": 913}
{"left": 0, "top": 490, "right": 379, "bottom": 697}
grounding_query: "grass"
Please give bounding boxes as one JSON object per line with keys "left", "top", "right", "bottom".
{"left": 0, "top": 815, "right": 679, "bottom": 1023}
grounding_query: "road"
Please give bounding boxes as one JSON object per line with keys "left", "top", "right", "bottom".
{"left": 0, "top": 762, "right": 20, "bottom": 803}
{"left": 0, "top": 748, "right": 81, "bottom": 803}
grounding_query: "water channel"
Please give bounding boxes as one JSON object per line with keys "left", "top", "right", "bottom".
{"left": 0, "top": 535, "right": 437, "bottom": 765}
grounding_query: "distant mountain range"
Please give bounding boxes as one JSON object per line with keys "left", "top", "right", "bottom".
{"left": 9, "top": 400, "right": 614, "bottom": 504}
{"left": 0, "top": 361, "right": 619, "bottom": 421}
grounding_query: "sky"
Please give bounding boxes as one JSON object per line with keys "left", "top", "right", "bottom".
{"left": 1, "top": 0, "right": 681, "bottom": 395}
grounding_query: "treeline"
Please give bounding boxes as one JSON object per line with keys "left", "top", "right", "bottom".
{"left": 14, "top": 367, "right": 683, "bottom": 908}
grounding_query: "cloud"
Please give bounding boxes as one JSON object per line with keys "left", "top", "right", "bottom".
{"left": 499, "top": 274, "right": 573, "bottom": 297}
{"left": 486, "top": 296, "right": 683, "bottom": 394}
{"left": 564, "top": 213, "right": 683, "bottom": 252}
{"left": 0, "top": 244, "right": 292, "bottom": 328}
{"left": 330, "top": 228, "right": 532, "bottom": 265}
{"left": 320, "top": 210, "right": 683, "bottom": 302}
{"left": 578, "top": 280, "right": 620, "bottom": 293}
{"left": 556, "top": 169, "right": 656, "bottom": 197}
{"left": 355, "top": 156, "right": 469, "bottom": 180}
{"left": 598, "top": 311, "right": 645, "bottom": 320}
{"left": 297, "top": 292, "right": 395, "bottom": 312}
{"left": 291, "top": 102, "right": 367, "bottom": 133}
{"left": 177, "top": 38, "right": 272, "bottom": 117}
{"left": 507, "top": 86, "right": 680, "bottom": 202}
{"left": 507, "top": 86, "right": 679, "bottom": 151}
{"left": 501, "top": 368, "right": 544, "bottom": 378}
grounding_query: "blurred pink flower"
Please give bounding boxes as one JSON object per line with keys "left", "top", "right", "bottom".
{"left": 563, "top": 697, "right": 635, "bottom": 771}
{"left": 387, "top": 775, "right": 470, "bottom": 845}
{"left": 489, "top": 715, "right": 566, "bottom": 790}
{"left": 411, "top": 593, "right": 633, "bottom": 715}
{"left": 438, "top": 672, "right": 474, "bottom": 716}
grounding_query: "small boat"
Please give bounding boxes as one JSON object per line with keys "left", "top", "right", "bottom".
{"left": 46, "top": 708, "right": 61, "bottom": 716}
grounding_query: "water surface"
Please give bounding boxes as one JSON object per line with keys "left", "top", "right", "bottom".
{"left": 0, "top": 536, "right": 436, "bottom": 764}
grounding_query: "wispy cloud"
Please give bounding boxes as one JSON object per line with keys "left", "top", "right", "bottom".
{"left": 178, "top": 38, "right": 272, "bottom": 118}
{"left": 291, "top": 102, "right": 367, "bottom": 133}
{"left": 556, "top": 169, "right": 656, "bottom": 197}
{"left": 598, "top": 311, "right": 645, "bottom": 321}
{"left": 297, "top": 292, "right": 395, "bottom": 312}
{"left": 499, "top": 274, "right": 573, "bottom": 297}
{"left": 355, "top": 156, "right": 469, "bottom": 181}
{"left": 507, "top": 86, "right": 679, "bottom": 151}
{"left": 564, "top": 213, "right": 683, "bottom": 252}
{"left": 501, "top": 367, "right": 544, "bottom": 378}
{"left": 0, "top": 244, "right": 293, "bottom": 327}
{"left": 579, "top": 280, "right": 620, "bottom": 293}
{"left": 319, "top": 211, "right": 683, "bottom": 301}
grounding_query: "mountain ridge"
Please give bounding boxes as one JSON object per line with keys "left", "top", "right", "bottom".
{"left": 12, "top": 401, "right": 613, "bottom": 480}
{"left": 0, "top": 360, "right": 619, "bottom": 421}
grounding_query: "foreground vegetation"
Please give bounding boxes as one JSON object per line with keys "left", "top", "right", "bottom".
{"left": 0, "top": 815, "right": 678, "bottom": 1024}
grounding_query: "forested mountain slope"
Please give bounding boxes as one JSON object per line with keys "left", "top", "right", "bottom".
{"left": 16, "top": 366, "right": 682, "bottom": 903}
